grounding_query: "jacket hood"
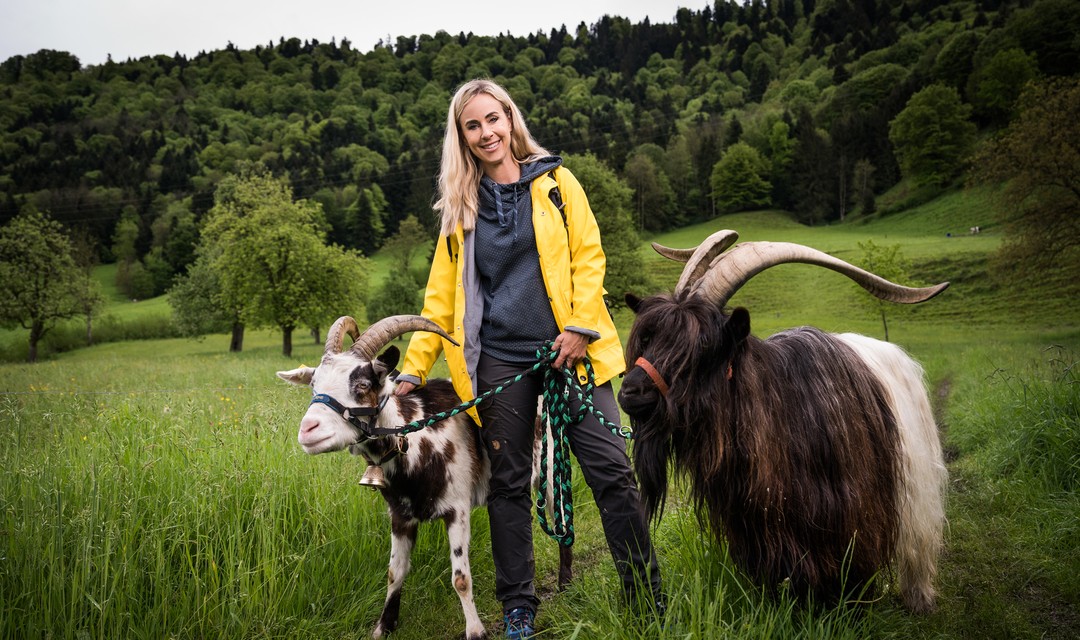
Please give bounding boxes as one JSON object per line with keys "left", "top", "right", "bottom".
{"left": 478, "top": 156, "right": 563, "bottom": 230}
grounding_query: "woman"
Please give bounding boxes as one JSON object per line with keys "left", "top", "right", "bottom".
{"left": 394, "top": 79, "right": 661, "bottom": 639}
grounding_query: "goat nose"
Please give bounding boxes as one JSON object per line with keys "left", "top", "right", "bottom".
{"left": 300, "top": 415, "right": 320, "bottom": 434}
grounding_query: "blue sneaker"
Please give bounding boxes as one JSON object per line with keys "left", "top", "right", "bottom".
{"left": 504, "top": 606, "right": 535, "bottom": 639}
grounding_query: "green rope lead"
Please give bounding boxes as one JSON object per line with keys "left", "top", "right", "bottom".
{"left": 533, "top": 343, "right": 634, "bottom": 548}
{"left": 397, "top": 342, "right": 634, "bottom": 548}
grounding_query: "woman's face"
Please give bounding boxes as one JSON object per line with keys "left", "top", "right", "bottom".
{"left": 458, "top": 92, "right": 514, "bottom": 175}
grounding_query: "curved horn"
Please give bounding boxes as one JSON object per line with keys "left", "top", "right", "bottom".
{"left": 692, "top": 241, "right": 950, "bottom": 308}
{"left": 325, "top": 316, "right": 360, "bottom": 355}
{"left": 652, "top": 230, "right": 740, "bottom": 295}
{"left": 351, "top": 315, "right": 459, "bottom": 361}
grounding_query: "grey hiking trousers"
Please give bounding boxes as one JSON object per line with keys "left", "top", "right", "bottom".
{"left": 475, "top": 352, "right": 662, "bottom": 614}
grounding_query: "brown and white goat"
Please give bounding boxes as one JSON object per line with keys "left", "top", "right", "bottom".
{"left": 277, "top": 315, "right": 568, "bottom": 640}
{"left": 618, "top": 230, "right": 949, "bottom": 613}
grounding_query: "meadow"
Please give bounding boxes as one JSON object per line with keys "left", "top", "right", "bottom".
{"left": 2, "top": 191, "right": 1077, "bottom": 639}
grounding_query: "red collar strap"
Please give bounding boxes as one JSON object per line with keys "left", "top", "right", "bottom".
{"left": 634, "top": 357, "right": 670, "bottom": 397}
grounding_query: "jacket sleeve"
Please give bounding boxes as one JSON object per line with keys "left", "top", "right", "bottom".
{"left": 558, "top": 167, "right": 609, "bottom": 338}
{"left": 399, "top": 234, "right": 456, "bottom": 385}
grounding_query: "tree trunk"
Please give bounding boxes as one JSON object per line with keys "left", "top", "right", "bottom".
{"left": 880, "top": 305, "right": 890, "bottom": 343}
{"left": 282, "top": 325, "right": 293, "bottom": 358}
{"left": 28, "top": 321, "right": 44, "bottom": 363}
{"left": 230, "top": 322, "right": 244, "bottom": 352}
{"left": 85, "top": 314, "right": 94, "bottom": 346}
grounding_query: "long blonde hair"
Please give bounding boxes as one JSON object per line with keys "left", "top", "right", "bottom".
{"left": 434, "top": 79, "right": 551, "bottom": 236}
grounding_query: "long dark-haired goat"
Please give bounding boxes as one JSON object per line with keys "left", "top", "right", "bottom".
{"left": 618, "top": 230, "right": 948, "bottom": 612}
{"left": 277, "top": 315, "right": 569, "bottom": 640}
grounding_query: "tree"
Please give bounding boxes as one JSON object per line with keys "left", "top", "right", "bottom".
{"left": 69, "top": 231, "right": 106, "bottom": 346}
{"left": 563, "top": 153, "right": 653, "bottom": 303}
{"left": 889, "top": 84, "right": 976, "bottom": 188}
{"left": 855, "top": 240, "right": 918, "bottom": 342}
{"left": 710, "top": 142, "right": 772, "bottom": 213}
{"left": 852, "top": 159, "right": 877, "bottom": 216}
{"left": 970, "top": 78, "right": 1080, "bottom": 283}
{"left": 380, "top": 214, "right": 433, "bottom": 283}
{"left": 623, "top": 148, "right": 677, "bottom": 232}
{"left": 0, "top": 210, "right": 85, "bottom": 362}
{"left": 200, "top": 165, "right": 370, "bottom": 356}
{"left": 767, "top": 120, "right": 796, "bottom": 208}
{"left": 932, "top": 30, "right": 981, "bottom": 91}
{"left": 968, "top": 48, "right": 1039, "bottom": 124}
{"left": 788, "top": 108, "right": 837, "bottom": 223}
{"left": 168, "top": 249, "right": 241, "bottom": 346}
{"left": 365, "top": 215, "right": 431, "bottom": 322}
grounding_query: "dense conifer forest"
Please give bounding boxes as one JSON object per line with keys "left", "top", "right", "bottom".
{"left": 1, "top": 0, "right": 1077, "bottom": 300}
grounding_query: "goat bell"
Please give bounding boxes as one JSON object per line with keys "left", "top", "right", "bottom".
{"left": 359, "top": 464, "right": 386, "bottom": 489}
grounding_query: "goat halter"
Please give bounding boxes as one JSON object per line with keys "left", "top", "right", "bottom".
{"left": 634, "top": 357, "right": 670, "bottom": 397}
{"left": 309, "top": 393, "right": 392, "bottom": 440}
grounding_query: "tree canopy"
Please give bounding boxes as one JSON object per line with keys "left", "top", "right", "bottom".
{"left": 0, "top": 0, "right": 1077, "bottom": 304}
{"left": 182, "top": 165, "right": 370, "bottom": 356}
{"left": 971, "top": 77, "right": 1080, "bottom": 281}
{"left": 0, "top": 210, "right": 90, "bottom": 361}
{"left": 889, "top": 84, "right": 976, "bottom": 188}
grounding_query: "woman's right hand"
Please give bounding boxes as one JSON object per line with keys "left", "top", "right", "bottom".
{"left": 394, "top": 380, "right": 417, "bottom": 396}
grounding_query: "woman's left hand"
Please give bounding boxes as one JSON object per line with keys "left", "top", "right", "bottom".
{"left": 551, "top": 331, "right": 589, "bottom": 370}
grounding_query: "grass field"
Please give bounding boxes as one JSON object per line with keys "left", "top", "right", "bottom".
{"left": 2, "top": 191, "right": 1078, "bottom": 639}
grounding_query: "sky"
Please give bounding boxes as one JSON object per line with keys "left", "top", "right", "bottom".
{"left": 1, "top": 0, "right": 699, "bottom": 67}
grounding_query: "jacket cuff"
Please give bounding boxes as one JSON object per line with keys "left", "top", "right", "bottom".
{"left": 396, "top": 373, "right": 423, "bottom": 386}
{"left": 566, "top": 325, "right": 601, "bottom": 343}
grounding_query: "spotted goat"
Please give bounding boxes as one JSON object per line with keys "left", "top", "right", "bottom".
{"left": 277, "top": 315, "right": 569, "bottom": 640}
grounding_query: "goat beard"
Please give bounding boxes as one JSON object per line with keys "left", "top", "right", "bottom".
{"left": 630, "top": 378, "right": 730, "bottom": 519}
{"left": 629, "top": 406, "right": 676, "bottom": 522}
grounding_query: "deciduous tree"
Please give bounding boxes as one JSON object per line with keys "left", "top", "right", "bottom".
{"left": 968, "top": 48, "right": 1038, "bottom": 124}
{"left": 0, "top": 210, "right": 85, "bottom": 362}
{"left": 855, "top": 239, "right": 919, "bottom": 342}
{"left": 971, "top": 77, "right": 1080, "bottom": 283}
{"left": 199, "top": 165, "right": 369, "bottom": 356}
{"left": 564, "top": 153, "right": 652, "bottom": 303}
{"left": 710, "top": 142, "right": 772, "bottom": 213}
{"left": 889, "top": 84, "right": 975, "bottom": 188}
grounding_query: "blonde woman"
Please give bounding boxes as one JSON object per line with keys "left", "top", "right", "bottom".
{"left": 395, "top": 79, "right": 662, "bottom": 638}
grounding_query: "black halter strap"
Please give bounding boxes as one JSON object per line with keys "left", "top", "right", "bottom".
{"left": 308, "top": 393, "right": 399, "bottom": 438}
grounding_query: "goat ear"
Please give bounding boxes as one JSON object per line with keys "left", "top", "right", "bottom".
{"left": 376, "top": 346, "right": 400, "bottom": 377}
{"left": 725, "top": 307, "right": 751, "bottom": 343}
{"left": 625, "top": 293, "right": 642, "bottom": 313}
{"left": 277, "top": 366, "right": 315, "bottom": 386}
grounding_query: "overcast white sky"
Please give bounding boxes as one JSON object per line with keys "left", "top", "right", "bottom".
{"left": 1, "top": 0, "right": 700, "bottom": 67}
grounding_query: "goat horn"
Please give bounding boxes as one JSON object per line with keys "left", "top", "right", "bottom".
{"left": 692, "top": 241, "right": 950, "bottom": 308}
{"left": 325, "top": 316, "right": 360, "bottom": 355}
{"left": 652, "top": 229, "right": 740, "bottom": 295}
{"left": 351, "top": 315, "right": 459, "bottom": 361}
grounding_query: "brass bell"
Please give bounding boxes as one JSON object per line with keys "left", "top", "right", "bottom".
{"left": 359, "top": 464, "right": 386, "bottom": 489}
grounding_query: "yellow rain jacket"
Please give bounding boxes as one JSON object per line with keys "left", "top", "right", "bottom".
{"left": 399, "top": 166, "right": 625, "bottom": 424}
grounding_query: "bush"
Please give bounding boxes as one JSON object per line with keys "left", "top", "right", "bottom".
{"left": 0, "top": 313, "right": 182, "bottom": 362}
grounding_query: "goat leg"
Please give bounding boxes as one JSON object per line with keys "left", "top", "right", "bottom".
{"left": 373, "top": 516, "right": 417, "bottom": 639}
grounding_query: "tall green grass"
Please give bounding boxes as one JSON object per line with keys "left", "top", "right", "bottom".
{"left": 2, "top": 199, "right": 1078, "bottom": 638}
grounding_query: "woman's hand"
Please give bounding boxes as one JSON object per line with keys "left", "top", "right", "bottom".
{"left": 394, "top": 380, "right": 417, "bottom": 396}
{"left": 551, "top": 331, "right": 589, "bottom": 370}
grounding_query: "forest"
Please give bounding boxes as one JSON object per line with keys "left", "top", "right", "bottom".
{"left": 0, "top": 0, "right": 1077, "bottom": 303}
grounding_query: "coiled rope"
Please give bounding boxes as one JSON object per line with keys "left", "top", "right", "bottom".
{"left": 393, "top": 342, "right": 633, "bottom": 548}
